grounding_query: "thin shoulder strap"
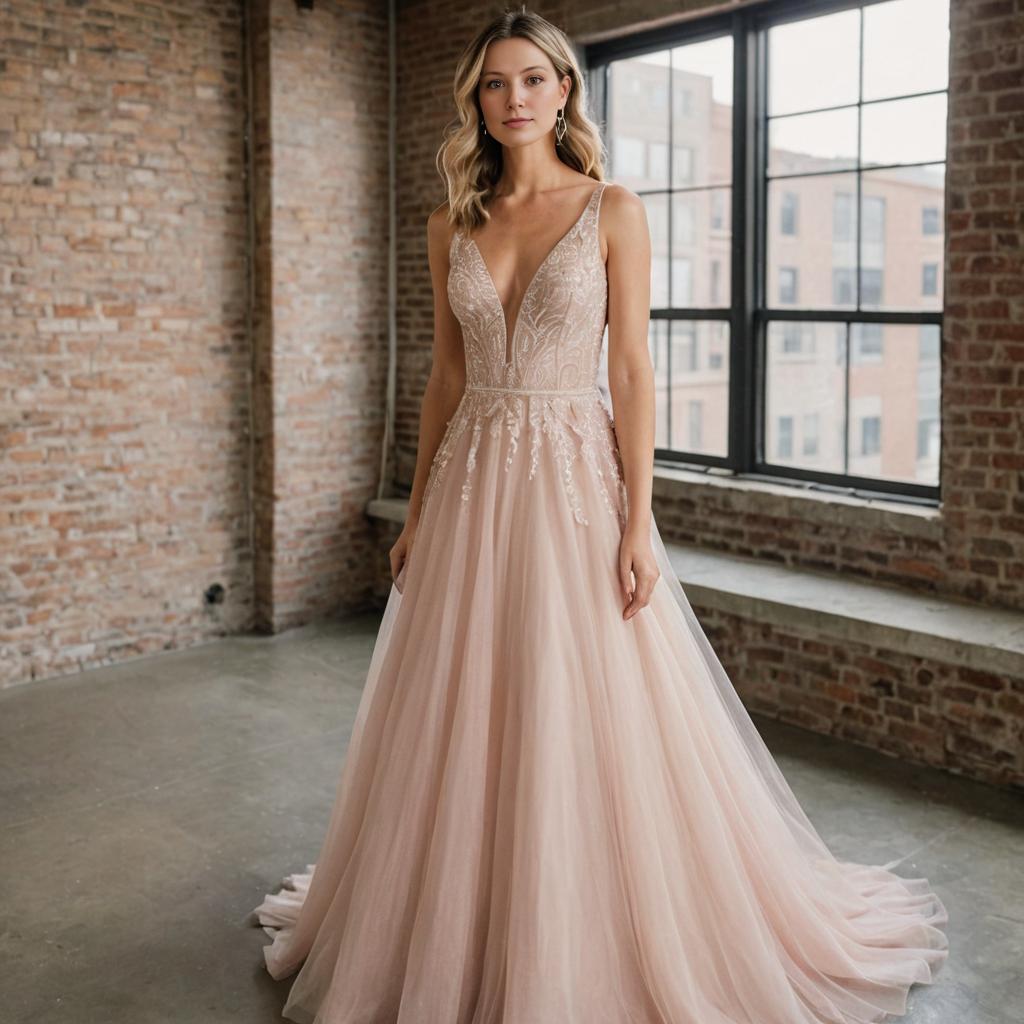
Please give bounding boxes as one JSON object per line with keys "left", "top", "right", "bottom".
{"left": 590, "top": 181, "right": 609, "bottom": 240}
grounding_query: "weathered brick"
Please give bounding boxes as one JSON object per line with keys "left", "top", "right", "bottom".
{"left": 2, "top": 0, "right": 388, "bottom": 686}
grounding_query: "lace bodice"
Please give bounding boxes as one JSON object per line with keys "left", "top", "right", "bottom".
{"left": 423, "top": 181, "right": 627, "bottom": 527}
{"left": 447, "top": 181, "right": 610, "bottom": 392}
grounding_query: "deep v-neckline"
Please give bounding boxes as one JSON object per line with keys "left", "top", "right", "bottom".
{"left": 465, "top": 183, "right": 603, "bottom": 369}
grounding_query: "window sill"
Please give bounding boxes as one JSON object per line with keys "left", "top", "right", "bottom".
{"left": 661, "top": 541, "right": 1023, "bottom": 679}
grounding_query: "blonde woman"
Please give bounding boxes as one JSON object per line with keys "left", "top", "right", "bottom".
{"left": 253, "top": 7, "right": 949, "bottom": 1022}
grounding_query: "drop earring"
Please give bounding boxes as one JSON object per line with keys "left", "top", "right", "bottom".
{"left": 480, "top": 118, "right": 488, "bottom": 137}
{"left": 555, "top": 108, "right": 567, "bottom": 145}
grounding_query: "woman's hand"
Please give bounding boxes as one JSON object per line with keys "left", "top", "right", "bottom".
{"left": 390, "top": 516, "right": 418, "bottom": 590}
{"left": 618, "top": 523, "right": 660, "bottom": 621}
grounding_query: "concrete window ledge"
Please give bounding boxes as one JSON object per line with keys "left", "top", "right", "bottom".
{"left": 659, "top": 542, "right": 1023, "bottom": 680}
{"left": 365, "top": 495, "right": 1021, "bottom": 681}
{"left": 366, "top": 496, "right": 413, "bottom": 526}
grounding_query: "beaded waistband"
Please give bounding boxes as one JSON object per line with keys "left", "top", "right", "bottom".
{"left": 465, "top": 384, "right": 599, "bottom": 397}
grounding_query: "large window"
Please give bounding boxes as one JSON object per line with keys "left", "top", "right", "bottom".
{"left": 587, "top": 0, "right": 948, "bottom": 501}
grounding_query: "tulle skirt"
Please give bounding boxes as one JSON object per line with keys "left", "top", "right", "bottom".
{"left": 252, "top": 393, "right": 949, "bottom": 1024}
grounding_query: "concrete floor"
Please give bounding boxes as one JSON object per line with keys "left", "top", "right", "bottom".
{"left": 2, "top": 615, "right": 1022, "bottom": 1024}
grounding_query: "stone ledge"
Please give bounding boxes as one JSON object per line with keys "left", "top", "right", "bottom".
{"left": 662, "top": 542, "right": 1023, "bottom": 679}
{"left": 366, "top": 496, "right": 1020, "bottom": 680}
{"left": 367, "top": 497, "right": 411, "bottom": 525}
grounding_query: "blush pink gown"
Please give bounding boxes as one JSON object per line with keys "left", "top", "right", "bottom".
{"left": 252, "top": 180, "right": 949, "bottom": 1023}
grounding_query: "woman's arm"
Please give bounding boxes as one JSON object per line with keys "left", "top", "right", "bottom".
{"left": 603, "top": 184, "right": 660, "bottom": 619}
{"left": 405, "top": 205, "right": 467, "bottom": 527}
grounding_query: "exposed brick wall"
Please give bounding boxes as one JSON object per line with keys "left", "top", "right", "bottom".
{"left": 393, "top": 0, "right": 1023, "bottom": 612}
{"left": 1, "top": 0, "right": 390, "bottom": 685}
{"left": 941, "top": 0, "right": 1024, "bottom": 610}
{"left": 252, "top": 0, "right": 390, "bottom": 631}
{"left": 694, "top": 600, "right": 1024, "bottom": 791}
{"left": 0, "top": 0, "right": 253, "bottom": 685}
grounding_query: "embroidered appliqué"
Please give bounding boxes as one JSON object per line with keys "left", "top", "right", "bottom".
{"left": 422, "top": 390, "right": 628, "bottom": 528}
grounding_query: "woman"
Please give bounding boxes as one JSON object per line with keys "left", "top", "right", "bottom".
{"left": 253, "top": 8, "right": 949, "bottom": 1022}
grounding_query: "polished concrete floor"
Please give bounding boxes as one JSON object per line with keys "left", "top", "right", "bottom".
{"left": 2, "top": 615, "right": 1022, "bottom": 1024}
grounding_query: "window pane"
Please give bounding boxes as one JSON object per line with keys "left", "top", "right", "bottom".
{"left": 768, "top": 168, "right": 945, "bottom": 314}
{"left": 607, "top": 40, "right": 732, "bottom": 192}
{"left": 847, "top": 323, "right": 940, "bottom": 485}
{"left": 862, "top": 164, "right": 945, "bottom": 312}
{"left": 614, "top": 136, "right": 647, "bottom": 178}
{"left": 765, "top": 322, "right": 846, "bottom": 474}
{"left": 672, "top": 191, "right": 697, "bottom": 246}
{"left": 688, "top": 399, "right": 704, "bottom": 450}
{"left": 669, "top": 35, "right": 734, "bottom": 188}
{"left": 862, "top": 93, "right": 948, "bottom": 167}
{"left": 802, "top": 412, "right": 820, "bottom": 455}
{"left": 767, "top": 8, "right": 860, "bottom": 117}
{"left": 649, "top": 319, "right": 670, "bottom": 450}
{"left": 863, "top": 0, "right": 950, "bottom": 102}
{"left": 603, "top": 33, "right": 735, "bottom": 459}
{"left": 644, "top": 192, "right": 670, "bottom": 308}
{"left": 651, "top": 189, "right": 732, "bottom": 309}
{"left": 703, "top": 187, "right": 731, "bottom": 307}
{"left": 608, "top": 54, "right": 670, "bottom": 190}
{"left": 767, "top": 107, "right": 859, "bottom": 177}
{"left": 916, "top": 325, "right": 940, "bottom": 484}
{"left": 672, "top": 256, "right": 692, "bottom": 307}
{"left": 649, "top": 141, "right": 668, "bottom": 181}
{"left": 766, "top": 322, "right": 941, "bottom": 484}
{"left": 768, "top": 173, "right": 858, "bottom": 310}
{"left": 666, "top": 320, "right": 730, "bottom": 457}
{"left": 671, "top": 192, "right": 699, "bottom": 306}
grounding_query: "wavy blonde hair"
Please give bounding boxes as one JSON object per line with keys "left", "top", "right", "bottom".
{"left": 436, "top": 5, "right": 608, "bottom": 234}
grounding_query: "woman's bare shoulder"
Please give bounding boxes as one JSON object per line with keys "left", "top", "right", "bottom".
{"left": 426, "top": 201, "right": 457, "bottom": 251}
{"left": 598, "top": 181, "right": 643, "bottom": 215}
{"left": 597, "top": 182, "right": 648, "bottom": 251}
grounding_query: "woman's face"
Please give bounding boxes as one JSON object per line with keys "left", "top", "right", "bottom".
{"left": 477, "top": 37, "right": 569, "bottom": 150}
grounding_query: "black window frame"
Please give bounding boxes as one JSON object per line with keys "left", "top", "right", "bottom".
{"left": 585, "top": 0, "right": 945, "bottom": 505}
